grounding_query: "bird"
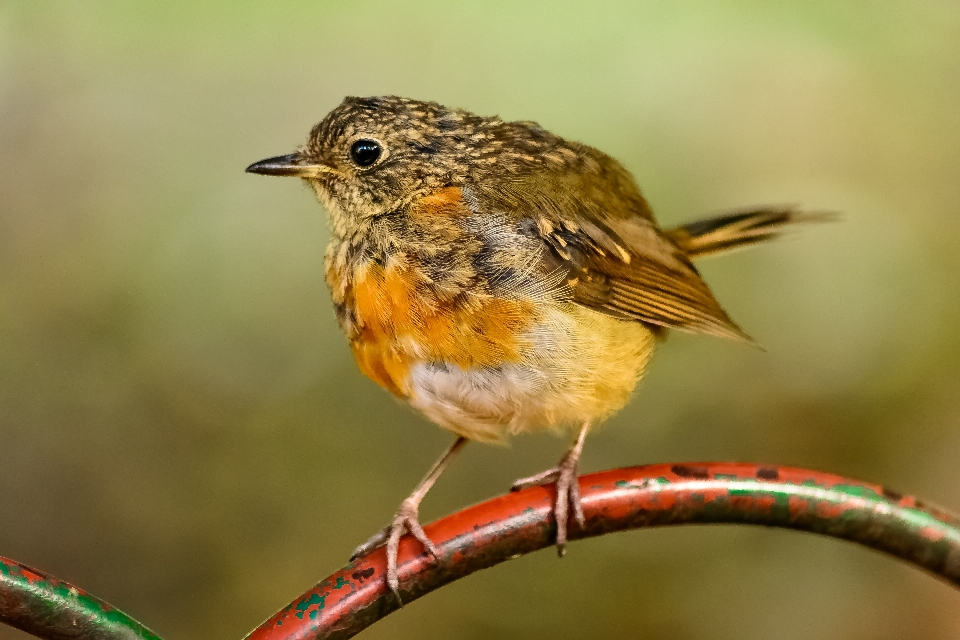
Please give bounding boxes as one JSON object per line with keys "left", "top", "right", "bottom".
{"left": 246, "top": 95, "right": 826, "bottom": 603}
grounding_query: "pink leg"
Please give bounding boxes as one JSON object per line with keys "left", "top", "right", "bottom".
{"left": 350, "top": 436, "right": 467, "bottom": 604}
{"left": 511, "top": 423, "right": 589, "bottom": 556}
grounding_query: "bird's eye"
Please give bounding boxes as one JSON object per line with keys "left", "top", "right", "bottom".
{"left": 350, "top": 139, "right": 382, "bottom": 167}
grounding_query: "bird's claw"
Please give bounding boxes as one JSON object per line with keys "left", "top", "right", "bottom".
{"left": 511, "top": 450, "right": 584, "bottom": 556}
{"left": 349, "top": 498, "right": 439, "bottom": 605}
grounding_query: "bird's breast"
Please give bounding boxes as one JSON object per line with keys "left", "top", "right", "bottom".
{"left": 326, "top": 246, "right": 542, "bottom": 398}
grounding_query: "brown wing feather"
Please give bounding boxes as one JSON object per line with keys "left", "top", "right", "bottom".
{"left": 469, "top": 158, "right": 751, "bottom": 341}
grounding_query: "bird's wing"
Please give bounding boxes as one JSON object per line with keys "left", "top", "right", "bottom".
{"left": 469, "top": 166, "right": 750, "bottom": 341}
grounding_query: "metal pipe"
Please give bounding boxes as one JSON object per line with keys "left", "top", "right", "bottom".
{"left": 244, "top": 463, "right": 960, "bottom": 640}
{"left": 0, "top": 556, "right": 161, "bottom": 640}
{"left": 4, "top": 463, "right": 959, "bottom": 640}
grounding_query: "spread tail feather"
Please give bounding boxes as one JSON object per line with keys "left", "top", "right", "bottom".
{"left": 666, "top": 207, "right": 834, "bottom": 259}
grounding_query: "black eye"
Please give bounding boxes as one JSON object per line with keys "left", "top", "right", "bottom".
{"left": 350, "top": 139, "right": 382, "bottom": 167}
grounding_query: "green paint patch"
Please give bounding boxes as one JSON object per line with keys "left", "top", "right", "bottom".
{"left": 726, "top": 485, "right": 795, "bottom": 510}
{"left": 294, "top": 592, "right": 327, "bottom": 619}
{"left": 830, "top": 484, "right": 885, "bottom": 502}
{"left": 0, "top": 558, "right": 163, "bottom": 639}
{"left": 728, "top": 479, "right": 764, "bottom": 497}
{"left": 333, "top": 575, "right": 354, "bottom": 590}
{"left": 898, "top": 506, "right": 960, "bottom": 539}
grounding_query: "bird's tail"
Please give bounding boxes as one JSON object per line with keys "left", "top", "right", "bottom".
{"left": 666, "top": 207, "right": 833, "bottom": 259}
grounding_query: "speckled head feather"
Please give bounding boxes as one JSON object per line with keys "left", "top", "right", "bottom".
{"left": 306, "top": 96, "right": 564, "bottom": 176}
{"left": 299, "top": 96, "right": 614, "bottom": 229}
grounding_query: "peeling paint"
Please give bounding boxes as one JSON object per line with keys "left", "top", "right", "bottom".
{"left": 243, "top": 463, "right": 960, "bottom": 640}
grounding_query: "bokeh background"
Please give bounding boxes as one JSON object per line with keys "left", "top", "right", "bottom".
{"left": 2, "top": 2, "right": 960, "bottom": 638}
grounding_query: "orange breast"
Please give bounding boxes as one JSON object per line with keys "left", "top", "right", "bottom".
{"left": 326, "top": 186, "right": 542, "bottom": 398}
{"left": 347, "top": 258, "right": 538, "bottom": 397}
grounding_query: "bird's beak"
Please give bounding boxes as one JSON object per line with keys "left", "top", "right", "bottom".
{"left": 245, "top": 152, "right": 337, "bottom": 178}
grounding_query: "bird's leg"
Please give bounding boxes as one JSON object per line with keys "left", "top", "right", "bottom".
{"left": 511, "top": 422, "right": 590, "bottom": 556}
{"left": 350, "top": 436, "right": 467, "bottom": 604}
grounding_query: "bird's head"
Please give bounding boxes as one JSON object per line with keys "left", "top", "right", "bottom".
{"left": 246, "top": 95, "right": 559, "bottom": 228}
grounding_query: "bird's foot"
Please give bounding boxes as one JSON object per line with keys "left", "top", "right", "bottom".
{"left": 350, "top": 497, "right": 439, "bottom": 605}
{"left": 511, "top": 449, "right": 584, "bottom": 556}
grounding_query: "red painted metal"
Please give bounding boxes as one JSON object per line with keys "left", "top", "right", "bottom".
{"left": 4, "top": 462, "right": 959, "bottom": 640}
{"left": 245, "top": 463, "right": 960, "bottom": 640}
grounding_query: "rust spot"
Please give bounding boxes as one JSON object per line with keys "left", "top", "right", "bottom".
{"left": 351, "top": 568, "right": 375, "bottom": 583}
{"left": 757, "top": 467, "right": 779, "bottom": 481}
{"left": 882, "top": 486, "right": 903, "bottom": 502}
{"left": 671, "top": 464, "right": 709, "bottom": 479}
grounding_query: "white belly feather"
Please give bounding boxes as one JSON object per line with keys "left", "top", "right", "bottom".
{"left": 407, "top": 304, "right": 657, "bottom": 443}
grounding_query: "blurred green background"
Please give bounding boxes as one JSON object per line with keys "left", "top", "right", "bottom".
{"left": 2, "top": 1, "right": 959, "bottom": 638}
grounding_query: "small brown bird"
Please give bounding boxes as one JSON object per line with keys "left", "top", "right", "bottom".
{"left": 247, "top": 96, "right": 823, "bottom": 601}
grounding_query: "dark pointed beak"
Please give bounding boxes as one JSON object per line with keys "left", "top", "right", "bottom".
{"left": 245, "top": 153, "right": 336, "bottom": 178}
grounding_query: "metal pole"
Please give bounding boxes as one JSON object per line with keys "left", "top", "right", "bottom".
{"left": 0, "top": 556, "right": 162, "bottom": 640}
{"left": 4, "top": 463, "right": 959, "bottom": 640}
{"left": 245, "top": 463, "right": 960, "bottom": 640}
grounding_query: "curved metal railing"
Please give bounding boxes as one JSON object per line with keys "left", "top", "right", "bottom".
{"left": 4, "top": 462, "right": 959, "bottom": 640}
